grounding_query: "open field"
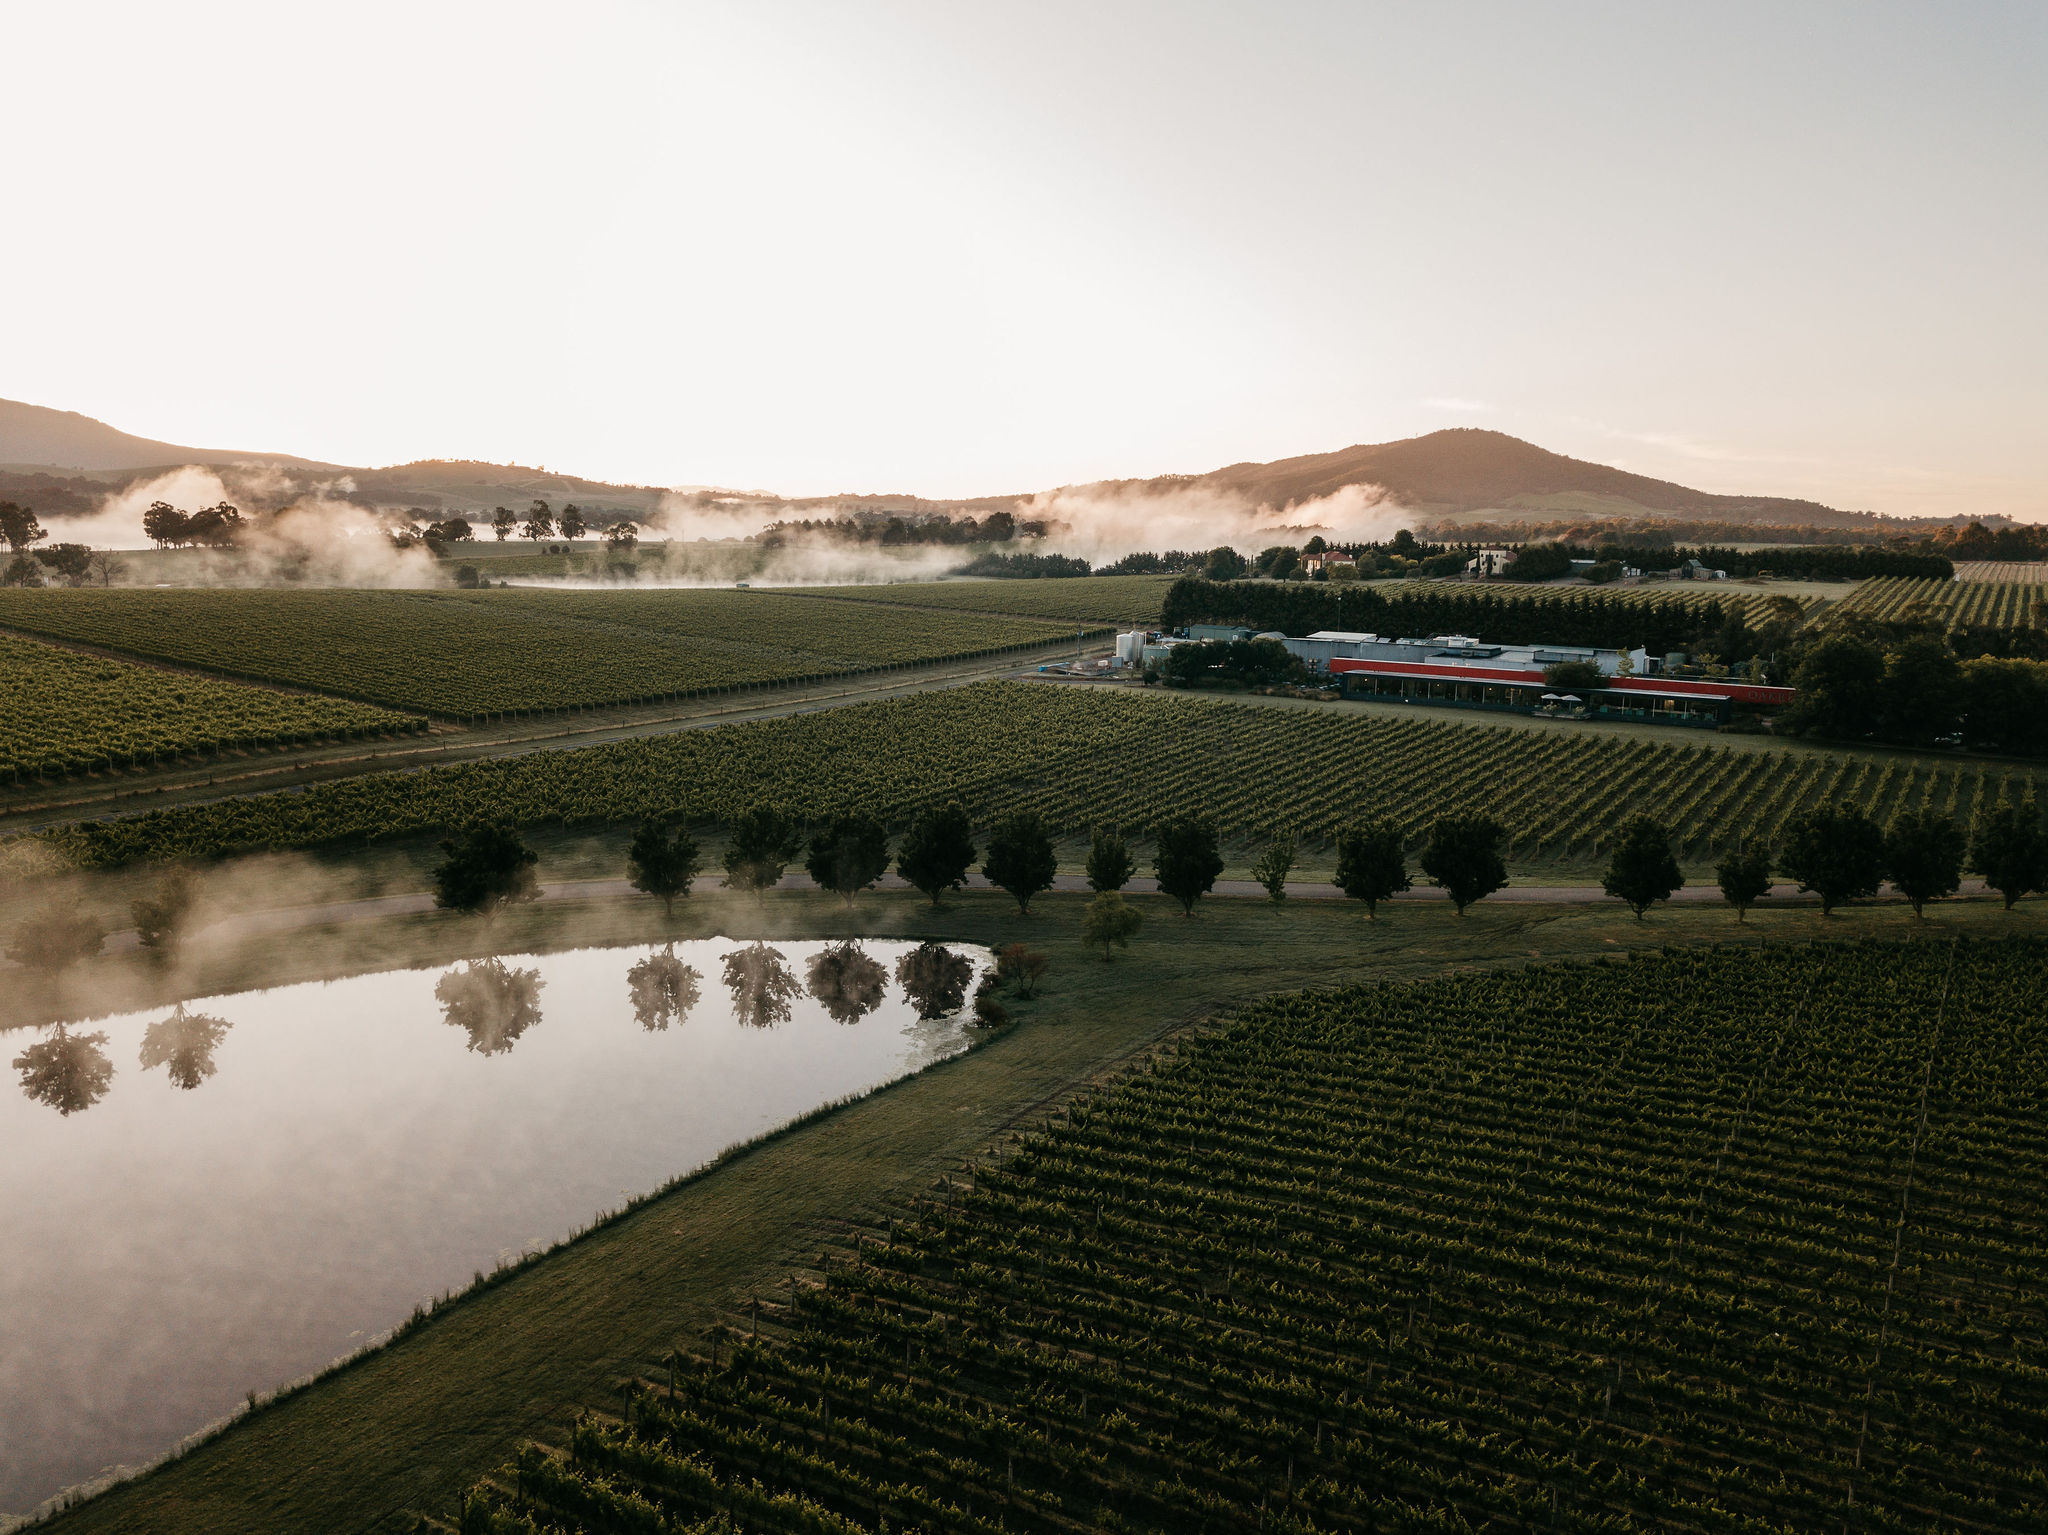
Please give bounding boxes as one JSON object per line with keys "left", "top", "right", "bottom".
{"left": 0, "top": 589, "right": 1083, "bottom": 720}
{"left": 769, "top": 574, "right": 1177, "bottom": 625}
{"left": 0, "top": 632, "right": 420, "bottom": 783}
{"left": 30, "top": 886, "right": 2048, "bottom": 1534}
{"left": 1829, "top": 575, "right": 2047, "bottom": 631}
{"left": 1954, "top": 562, "right": 2048, "bottom": 583}
{"left": 24, "top": 679, "right": 2040, "bottom": 874}
{"left": 469, "top": 935, "right": 2048, "bottom": 1535}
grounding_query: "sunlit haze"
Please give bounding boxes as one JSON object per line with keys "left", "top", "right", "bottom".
{"left": 6, "top": 1, "right": 2045, "bottom": 517}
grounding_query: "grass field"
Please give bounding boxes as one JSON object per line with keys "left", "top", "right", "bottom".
{"left": 0, "top": 589, "right": 1084, "bottom": 720}
{"left": 27, "top": 679, "right": 2041, "bottom": 873}
{"left": 769, "top": 574, "right": 1176, "bottom": 625}
{"left": 466, "top": 935, "right": 2048, "bottom": 1535}
{"left": 1829, "top": 575, "right": 2047, "bottom": 631}
{"left": 0, "top": 632, "right": 420, "bottom": 783}
{"left": 31, "top": 890, "right": 2048, "bottom": 1535}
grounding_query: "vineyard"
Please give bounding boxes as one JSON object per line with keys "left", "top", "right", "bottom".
{"left": 1953, "top": 563, "right": 2048, "bottom": 584}
{"left": 32, "top": 680, "right": 2042, "bottom": 870}
{"left": 769, "top": 575, "right": 1177, "bottom": 626}
{"left": 0, "top": 589, "right": 1085, "bottom": 720}
{"left": 1829, "top": 576, "right": 2047, "bottom": 632}
{"left": 461, "top": 938, "right": 2048, "bottom": 1535}
{"left": 1406, "top": 577, "right": 1815, "bottom": 628}
{"left": 0, "top": 632, "right": 420, "bottom": 783}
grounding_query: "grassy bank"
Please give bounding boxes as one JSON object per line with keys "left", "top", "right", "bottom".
{"left": 35, "top": 885, "right": 2048, "bottom": 1533}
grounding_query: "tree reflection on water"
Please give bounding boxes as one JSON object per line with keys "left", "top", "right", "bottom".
{"left": 895, "top": 942, "right": 974, "bottom": 1021}
{"left": 805, "top": 940, "right": 887, "bottom": 1025}
{"left": 434, "top": 958, "right": 546, "bottom": 1055}
{"left": 722, "top": 942, "right": 800, "bottom": 1029}
{"left": 13, "top": 1024, "right": 115, "bottom": 1115}
{"left": 139, "top": 1003, "right": 234, "bottom": 1090}
{"left": 627, "top": 945, "right": 703, "bottom": 1032}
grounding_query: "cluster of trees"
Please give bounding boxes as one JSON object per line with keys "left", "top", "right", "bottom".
{"left": 1929, "top": 519, "right": 2048, "bottom": 563}
{"left": 956, "top": 551, "right": 1092, "bottom": 579}
{"left": 391, "top": 516, "right": 474, "bottom": 555}
{"left": 1095, "top": 550, "right": 1205, "bottom": 576}
{"left": 489, "top": 500, "right": 592, "bottom": 544}
{"left": 1158, "top": 636, "right": 1305, "bottom": 689}
{"left": 1790, "top": 633, "right": 2048, "bottom": 754}
{"left": 142, "top": 500, "right": 244, "bottom": 549}
{"left": 0, "top": 505, "right": 120, "bottom": 587}
{"left": 758, "top": 510, "right": 1045, "bottom": 548}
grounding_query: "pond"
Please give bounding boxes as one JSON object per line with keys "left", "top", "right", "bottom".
{"left": 0, "top": 936, "right": 991, "bottom": 1519}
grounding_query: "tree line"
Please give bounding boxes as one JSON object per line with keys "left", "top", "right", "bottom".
{"left": 1789, "top": 632, "right": 2048, "bottom": 754}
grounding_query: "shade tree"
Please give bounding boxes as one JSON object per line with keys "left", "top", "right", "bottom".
{"left": 433, "top": 824, "right": 541, "bottom": 917}
{"left": 805, "top": 813, "right": 891, "bottom": 903}
{"left": 1779, "top": 805, "right": 1885, "bottom": 915}
{"left": 983, "top": 812, "right": 1057, "bottom": 914}
{"left": 1969, "top": 798, "right": 2047, "bottom": 909}
{"left": 896, "top": 801, "right": 976, "bottom": 906}
{"left": 1334, "top": 818, "right": 1411, "bottom": 918}
{"left": 1601, "top": 817, "right": 1684, "bottom": 919}
{"left": 1883, "top": 808, "right": 1965, "bottom": 918}
{"left": 1420, "top": 814, "right": 1508, "bottom": 914}
{"left": 1153, "top": 814, "right": 1224, "bottom": 915}
{"left": 627, "top": 816, "right": 700, "bottom": 917}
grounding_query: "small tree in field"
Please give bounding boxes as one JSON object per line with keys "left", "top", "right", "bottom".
{"left": 1420, "top": 814, "right": 1507, "bottom": 915}
{"left": 1780, "top": 805, "right": 1884, "bottom": 916}
{"left": 995, "top": 942, "right": 1050, "bottom": 996}
{"left": 433, "top": 824, "right": 540, "bottom": 917}
{"left": 1970, "top": 798, "right": 2047, "bottom": 909}
{"left": 8, "top": 900, "right": 105, "bottom": 973}
{"left": 1335, "top": 818, "right": 1411, "bottom": 918}
{"left": 558, "top": 503, "right": 587, "bottom": 540}
{"left": 492, "top": 506, "right": 517, "bottom": 541}
{"left": 1085, "top": 827, "right": 1135, "bottom": 893}
{"left": 806, "top": 813, "right": 891, "bottom": 904}
{"left": 131, "top": 867, "right": 198, "bottom": 957}
{"left": 1153, "top": 815, "right": 1223, "bottom": 916}
{"left": 1601, "top": 817, "right": 1683, "bottom": 919}
{"left": 1715, "top": 844, "right": 1773, "bottom": 921}
{"left": 983, "top": 812, "right": 1057, "bottom": 914}
{"left": 627, "top": 817, "right": 700, "bottom": 917}
{"left": 1884, "top": 808, "right": 1964, "bottom": 919}
{"left": 1252, "top": 831, "right": 1295, "bottom": 903}
{"left": 522, "top": 500, "right": 555, "bottom": 542}
{"left": 722, "top": 806, "right": 801, "bottom": 893}
{"left": 896, "top": 801, "right": 976, "bottom": 906}
{"left": 1082, "top": 892, "right": 1143, "bottom": 959}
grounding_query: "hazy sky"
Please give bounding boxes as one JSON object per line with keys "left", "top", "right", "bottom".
{"left": 6, "top": 1, "right": 2044, "bottom": 517}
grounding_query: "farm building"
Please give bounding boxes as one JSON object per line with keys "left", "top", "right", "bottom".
{"left": 1314, "top": 635, "right": 1791, "bottom": 727}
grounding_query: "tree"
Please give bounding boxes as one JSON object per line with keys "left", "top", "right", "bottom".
{"left": 436, "top": 957, "right": 545, "bottom": 1052}
{"left": 1542, "top": 659, "right": 1603, "bottom": 692}
{"left": 1085, "top": 827, "right": 1135, "bottom": 893}
{"left": 522, "top": 500, "right": 555, "bottom": 542}
{"left": 1880, "top": 637, "right": 1963, "bottom": 745}
{"left": 13, "top": 1025, "right": 114, "bottom": 1115}
{"left": 492, "top": 506, "right": 517, "bottom": 542}
{"left": 1081, "top": 892, "right": 1143, "bottom": 959}
{"left": 995, "top": 942, "right": 1050, "bottom": 996}
{"left": 721, "top": 806, "right": 801, "bottom": 893}
{"left": 983, "top": 811, "right": 1057, "bottom": 914}
{"left": 804, "top": 941, "right": 885, "bottom": 1024}
{"left": 558, "top": 503, "right": 587, "bottom": 540}
{"left": 86, "top": 549, "right": 125, "bottom": 587}
{"left": 8, "top": 900, "right": 105, "bottom": 972}
{"left": 142, "top": 501, "right": 191, "bottom": 548}
{"left": 139, "top": 1003, "right": 233, "bottom": 1088}
{"left": 131, "top": 867, "right": 198, "bottom": 957}
{"left": 1202, "top": 546, "right": 1248, "bottom": 580}
{"left": 629, "top": 946, "right": 702, "bottom": 1030}
{"left": 433, "top": 823, "right": 541, "bottom": 916}
{"left": 1715, "top": 844, "right": 1773, "bottom": 921}
{"left": 724, "top": 942, "right": 801, "bottom": 1028}
{"left": 1969, "top": 798, "right": 2047, "bottom": 909}
{"left": 805, "top": 813, "right": 891, "bottom": 903}
{"left": 1787, "top": 635, "right": 1886, "bottom": 739}
{"left": 896, "top": 801, "right": 976, "bottom": 906}
{"left": 1153, "top": 814, "right": 1223, "bottom": 916}
{"left": 607, "top": 521, "right": 640, "bottom": 553}
{"left": 1779, "top": 805, "right": 1884, "bottom": 915}
{"left": 627, "top": 817, "right": 700, "bottom": 917}
{"left": 34, "top": 542, "right": 92, "bottom": 584}
{"left": 0, "top": 501, "right": 48, "bottom": 553}
{"left": 3, "top": 553, "right": 44, "bottom": 586}
{"left": 1252, "top": 830, "right": 1295, "bottom": 902}
{"left": 1334, "top": 818, "right": 1411, "bottom": 918}
{"left": 1420, "top": 814, "right": 1508, "bottom": 915}
{"left": 1601, "top": 817, "right": 1684, "bottom": 919}
{"left": 895, "top": 941, "right": 973, "bottom": 1019}
{"left": 1883, "top": 808, "right": 1965, "bottom": 918}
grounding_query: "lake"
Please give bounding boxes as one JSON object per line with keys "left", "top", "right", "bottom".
{"left": 0, "top": 935, "right": 989, "bottom": 1519}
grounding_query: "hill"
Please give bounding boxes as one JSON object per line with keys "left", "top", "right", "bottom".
{"left": 0, "top": 397, "right": 337, "bottom": 473}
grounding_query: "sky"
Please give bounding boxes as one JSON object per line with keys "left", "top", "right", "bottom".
{"left": 5, "top": 0, "right": 2045, "bottom": 518}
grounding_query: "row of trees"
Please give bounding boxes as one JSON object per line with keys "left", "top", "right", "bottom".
{"left": 141, "top": 500, "right": 244, "bottom": 549}
{"left": 1791, "top": 631, "right": 2048, "bottom": 753}
{"left": 488, "top": 500, "right": 594, "bottom": 544}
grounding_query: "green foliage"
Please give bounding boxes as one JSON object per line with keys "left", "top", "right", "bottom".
{"left": 1883, "top": 808, "right": 1965, "bottom": 918}
{"left": 1334, "top": 818, "right": 1411, "bottom": 917}
{"left": 895, "top": 801, "right": 976, "bottom": 906}
{"left": 1715, "top": 843, "right": 1774, "bottom": 920}
{"left": 1541, "top": 658, "right": 1603, "bottom": 691}
{"left": 804, "top": 813, "right": 891, "bottom": 903}
{"left": 1504, "top": 541, "right": 1572, "bottom": 581}
{"left": 433, "top": 824, "right": 540, "bottom": 916}
{"left": 1164, "top": 637, "right": 1302, "bottom": 689}
{"left": 626, "top": 817, "right": 700, "bottom": 917}
{"left": 994, "top": 941, "right": 1049, "bottom": 996}
{"left": 130, "top": 867, "right": 197, "bottom": 956}
{"left": 1780, "top": 804, "right": 1886, "bottom": 915}
{"left": 1084, "top": 827, "right": 1135, "bottom": 893}
{"left": 1789, "top": 634, "right": 1887, "bottom": 739}
{"left": 470, "top": 939, "right": 2048, "bottom": 1535}
{"left": 1251, "top": 830, "right": 1294, "bottom": 902}
{"left": 722, "top": 807, "right": 801, "bottom": 894}
{"left": 982, "top": 812, "right": 1057, "bottom": 914}
{"left": 1153, "top": 814, "right": 1223, "bottom": 915}
{"left": 1421, "top": 813, "right": 1508, "bottom": 913}
{"left": 1080, "top": 891, "right": 1143, "bottom": 959}
{"left": 6, "top": 899, "right": 105, "bottom": 972}
{"left": 1969, "top": 798, "right": 2047, "bottom": 909}
{"left": 1601, "top": 816, "right": 1684, "bottom": 918}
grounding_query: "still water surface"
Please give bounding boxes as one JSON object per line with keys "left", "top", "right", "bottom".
{"left": 0, "top": 936, "right": 987, "bottom": 1517}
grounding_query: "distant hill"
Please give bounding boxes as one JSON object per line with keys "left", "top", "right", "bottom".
{"left": 0, "top": 397, "right": 339, "bottom": 473}
{"left": 1095, "top": 428, "right": 1870, "bottom": 528}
